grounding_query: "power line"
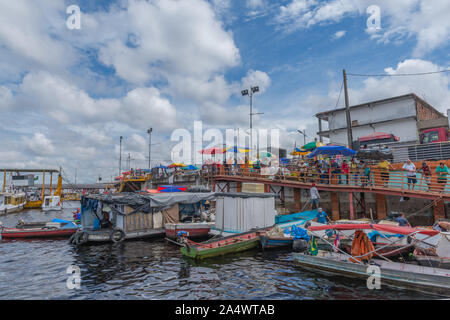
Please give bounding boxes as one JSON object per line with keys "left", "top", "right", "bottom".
{"left": 334, "top": 79, "right": 344, "bottom": 110}
{"left": 347, "top": 69, "right": 450, "bottom": 77}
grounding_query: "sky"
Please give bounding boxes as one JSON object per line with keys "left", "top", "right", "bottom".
{"left": 0, "top": 0, "right": 449, "bottom": 183}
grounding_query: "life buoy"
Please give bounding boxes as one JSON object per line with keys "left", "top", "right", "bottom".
{"left": 110, "top": 228, "right": 125, "bottom": 243}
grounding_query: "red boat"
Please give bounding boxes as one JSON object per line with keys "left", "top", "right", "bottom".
{"left": 0, "top": 221, "right": 78, "bottom": 239}
{"left": 165, "top": 222, "right": 215, "bottom": 239}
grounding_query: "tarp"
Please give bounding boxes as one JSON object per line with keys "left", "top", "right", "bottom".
{"left": 308, "top": 223, "right": 439, "bottom": 236}
{"left": 181, "top": 165, "right": 199, "bottom": 170}
{"left": 163, "top": 203, "right": 179, "bottom": 224}
{"left": 307, "top": 146, "right": 356, "bottom": 158}
{"left": 275, "top": 210, "right": 318, "bottom": 224}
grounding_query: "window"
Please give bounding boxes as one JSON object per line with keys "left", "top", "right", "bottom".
{"left": 421, "top": 131, "right": 440, "bottom": 144}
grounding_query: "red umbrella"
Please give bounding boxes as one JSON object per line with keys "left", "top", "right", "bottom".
{"left": 199, "top": 147, "right": 226, "bottom": 155}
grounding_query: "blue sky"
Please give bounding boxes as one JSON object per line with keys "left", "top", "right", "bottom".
{"left": 0, "top": 0, "right": 449, "bottom": 183}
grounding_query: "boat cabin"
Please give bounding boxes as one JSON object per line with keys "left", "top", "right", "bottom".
{"left": 76, "top": 192, "right": 216, "bottom": 244}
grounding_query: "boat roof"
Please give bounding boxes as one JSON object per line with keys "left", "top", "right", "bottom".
{"left": 308, "top": 223, "right": 439, "bottom": 236}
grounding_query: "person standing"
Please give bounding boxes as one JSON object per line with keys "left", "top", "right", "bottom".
{"left": 377, "top": 159, "right": 394, "bottom": 187}
{"left": 418, "top": 161, "right": 432, "bottom": 190}
{"left": 402, "top": 159, "right": 417, "bottom": 190}
{"left": 394, "top": 213, "right": 411, "bottom": 227}
{"left": 314, "top": 207, "right": 330, "bottom": 224}
{"left": 435, "top": 162, "right": 449, "bottom": 193}
{"left": 310, "top": 183, "right": 320, "bottom": 209}
{"left": 341, "top": 160, "right": 349, "bottom": 185}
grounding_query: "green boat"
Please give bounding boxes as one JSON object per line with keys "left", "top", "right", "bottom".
{"left": 180, "top": 229, "right": 263, "bottom": 259}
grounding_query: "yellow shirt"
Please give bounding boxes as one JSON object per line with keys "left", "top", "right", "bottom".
{"left": 378, "top": 160, "right": 390, "bottom": 171}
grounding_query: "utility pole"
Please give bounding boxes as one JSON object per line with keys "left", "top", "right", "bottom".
{"left": 297, "top": 129, "right": 307, "bottom": 146}
{"left": 119, "top": 136, "right": 123, "bottom": 175}
{"left": 343, "top": 69, "right": 353, "bottom": 148}
{"left": 127, "top": 153, "right": 131, "bottom": 171}
{"left": 147, "top": 128, "right": 153, "bottom": 169}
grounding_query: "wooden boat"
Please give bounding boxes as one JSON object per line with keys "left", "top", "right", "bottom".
{"left": 0, "top": 192, "right": 26, "bottom": 215}
{"left": 180, "top": 229, "right": 262, "bottom": 259}
{"left": 412, "top": 231, "right": 450, "bottom": 269}
{"left": 165, "top": 222, "right": 215, "bottom": 239}
{"left": 344, "top": 242, "right": 413, "bottom": 258}
{"left": 293, "top": 250, "right": 450, "bottom": 296}
{"left": 1, "top": 220, "right": 78, "bottom": 239}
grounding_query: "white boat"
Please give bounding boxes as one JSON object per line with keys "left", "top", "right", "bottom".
{"left": 0, "top": 192, "right": 26, "bottom": 215}
{"left": 42, "top": 195, "right": 62, "bottom": 211}
{"left": 412, "top": 231, "right": 450, "bottom": 269}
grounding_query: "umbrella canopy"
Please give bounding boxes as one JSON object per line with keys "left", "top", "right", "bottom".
{"left": 307, "top": 146, "right": 356, "bottom": 158}
{"left": 258, "top": 151, "right": 272, "bottom": 158}
{"left": 225, "top": 146, "right": 250, "bottom": 153}
{"left": 290, "top": 148, "right": 310, "bottom": 156}
{"left": 280, "top": 158, "right": 290, "bottom": 164}
{"left": 199, "top": 147, "right": 226, "bottom": 154}
{"left": 301, "top": 141, "right": 324, "bottom": 150}
{"left": 167, "top": 163, "right": 186, "bottom": 168}
{"left": 182, "top": 165, "right": 199, "bottom": 170}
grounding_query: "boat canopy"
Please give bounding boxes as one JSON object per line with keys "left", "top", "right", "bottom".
{"left": 308, "top": 223, "right": 439, "bottom": 236}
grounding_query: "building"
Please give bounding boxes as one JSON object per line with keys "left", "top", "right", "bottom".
{"left": 315, "top": 93, "right": 447, "bottom": 147}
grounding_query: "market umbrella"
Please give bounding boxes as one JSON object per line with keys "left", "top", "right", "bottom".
{"left": 258, "top": 151, "right": 272, "bottom": 158}
{"left": 225, "top": 146, "right": 250, "bottom": 153}
{"left": 290, "top": 148, "right": 311, "bottom": 156}
{"left": 199, "top": 147, "right": 226, "bottom": 154}
{"left": 307, "top": 146, "right": 356, "bottom": 158}
{"left": 167, "top": 163, "right": 186, "bottom": 168}
{"left": 182, "top": 165, "right": 199, "bottom": 170}
{"left": 301, "top": 141, "right": 324, "bottom": 150}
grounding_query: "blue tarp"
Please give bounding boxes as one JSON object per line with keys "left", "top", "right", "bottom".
{"left": 307, "top": 146, "right": 356, "bottom": 158}
{"left": 290, "top": 225, "right": 310, "bottom": 242}
{"left": 275, "top": 210, "right": 318, "bottom": 224}
{"left": 368, "top": 230, "right": 404, "bottom": 243}
{"left": 51, "top": 218, "right": 78, "bottom": 229}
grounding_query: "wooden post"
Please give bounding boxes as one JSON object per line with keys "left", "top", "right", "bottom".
{"left": 376, "top": 193, "right": 387, "bottom": 220}
{"left": 41, "top": 170, "right": 45, "bottom": 199}
{"left": 331, "top": 192, "right": 340, "bottom": 221}
{"left": 2, "top": 169, "right": 5, "bottom": 192}
{"left": 349, "top": 192, "right": 354, "bottom": 220}
{"left": 433, "top": 199, "right": 445, "bottom": 222}
{"left": 49, "top": 173, "right": 53, "bottom": 195}
{"left": 280, "top": 186, "right": 285, "bottom": 203}
{"left": 212, "top": 180, "right": 216, "bottom": 192}
{"left": 236, "top": 181, "right": 242, "bottom": 193}
{"left": 227, "top": 182, "right": 230, "bottom": 192}
{"left": 264, "top": 184, "right": 270, "bottom": 193}
{"left": 293, "top": 188, "right": 301, "bottom": 212}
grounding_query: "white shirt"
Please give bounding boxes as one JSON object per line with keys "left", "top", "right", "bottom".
{"left": 310, "top": 186, "right": 320, "bottom": 199}
{"left": 402, "top": 163, "right": 416, "bottom": 177}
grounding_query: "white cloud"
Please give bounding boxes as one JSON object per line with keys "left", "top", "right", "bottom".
{"left": 334, "top": 30, "right": 346, "bottom": 39}
{"left": 241, "top": 69, "right": 271, "bottom": 94}
{"left": 22, "top": 133, "right": 55, "bottom": 156}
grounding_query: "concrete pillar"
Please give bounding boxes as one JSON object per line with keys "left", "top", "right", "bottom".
{"left": 227, "top": 182, "right": 230, "bottom": 192}
{"left": 433, "top": 199, "right": 445, "bottom": 222}
{"left": 331, "top": 192, "right": 340, "bottom": 221}
{"left": 318, "top": 118, "right": 323, "bottom": 143}
{"left": 349, "top": 192, "right": 354, "bottom": 220}
{"left": 376, "top": 193, "right": 387, "bottom": 220}
{"left": 212, "top": 180, "right": 216, "bottom": 192}
{"left": 236, "top": 181, "right": 242, "bottom": 193}
{"left": 264, "top": 184, "right": 270, "bottom": 193}
{"left": 293, "top": 188, "right": 301, "bottom": 212}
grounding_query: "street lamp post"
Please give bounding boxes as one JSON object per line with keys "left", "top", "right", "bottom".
{"left": 147, "top": 128, "right": 153, "bottom": 169}
{"left": 241, "top": 86, "right": 263, "bottom": 157}
{"left": 119, "top": 136, "right": 123, "bottom": 176}
{"left": 297, "top": 129, "right": 307, "bottom": 146}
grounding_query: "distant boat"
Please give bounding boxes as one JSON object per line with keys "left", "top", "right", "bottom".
{"left": 42, "top": 195, "right": 62, "bottom": 211}
{"left": 1, "top": 219, "right": 78, "bottom": 239}
{"left": 0, "top": 192, "right": 26, "bottom": 215}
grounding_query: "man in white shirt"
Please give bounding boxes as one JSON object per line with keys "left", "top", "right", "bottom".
{"left": 310, "top": 183, "right": 320, "bottom": 209}
{"left": 402, "top": 159, "right": 416, "bottom": 190}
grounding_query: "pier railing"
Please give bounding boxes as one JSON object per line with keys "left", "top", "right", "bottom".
{"left": 204, "top": 165, "right": 449, "bottom": 196}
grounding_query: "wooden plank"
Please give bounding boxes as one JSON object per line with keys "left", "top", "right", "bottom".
{"left": 331, "top": 192, "right": 340, "bottom": 220}
{"left": 293, "top": 188, "right": 301, "bottom": 212}
{"left": 376, "top": 193, "right": 387, "bottom": 220}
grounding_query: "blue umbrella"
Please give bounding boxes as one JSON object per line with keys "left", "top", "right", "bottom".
{"left": 307, "top": 146, "right": 356, "bottom": 158}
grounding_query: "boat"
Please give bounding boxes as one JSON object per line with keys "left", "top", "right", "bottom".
{"left": 0, "top": 219, "right": 78, "bottom": 239}
{"left": 42, "top": 195, "right": 62, "bottom": 211}
{"left": 71, "top": 191, "right": 216, "bottom": 245}
{"left": 0, "top": 192, "right": 26, "bottom": 215}
{"left": 292, "top": 223, "right": 449, "bottom": 296}
{"left": 180, "top": 229, "right": 264, "bottom": 259}
{"left": 412, "top": 230, "right": 450, "bottom": 269}
{"left": 293, "top": 250, "right": 450, "bottom": 296}
{"left": 165, "top": 221, "right": 215, "bottom": 239}
{"left": 259, "top": 210, "right": 318, "bottom": 249}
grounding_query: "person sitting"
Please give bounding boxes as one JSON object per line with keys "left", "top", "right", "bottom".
{"left": 394, "top": 213, "right": 411, "bottom": 227}
{"left": 100, "top": 212, "right": 113, "bottom": 229}
{"left": 314, "top": 207, "right": 330, "bottom": 224}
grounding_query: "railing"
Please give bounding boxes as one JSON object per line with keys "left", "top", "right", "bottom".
{"left": 207, "top": 165, "right": 449, "bottom": 195}
{"left": 390, "top": 141, "right": 450, "bottom": 163}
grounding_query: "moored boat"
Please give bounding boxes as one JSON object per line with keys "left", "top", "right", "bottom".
{"left": 0, "top": 192, "right": 26, "bottom": 215}
{"left": 0, "top": 219, "right": 78, "bottom": 239}
{"left": 165, "top": 222, "right": 215, "bottom": 239}
{"left": 42, "top": 195, "right": 62, "bottom": 211}
{"left": 180, "top": 229, "right": 264, "bottom": 259}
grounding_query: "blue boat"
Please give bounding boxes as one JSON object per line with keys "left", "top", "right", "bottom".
{"left": 260, "top": 210, "right": 317, "bottom": 249}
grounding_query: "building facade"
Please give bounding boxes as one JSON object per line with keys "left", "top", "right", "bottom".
{"left": 315, "top": 93, "right": 447, "bottom": 146}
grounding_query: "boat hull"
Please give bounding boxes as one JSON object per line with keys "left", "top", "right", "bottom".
{"left": 165, "top": 222, "right": 214, "bottom": 239}
{"left": 293, "top": 251, "right": 450, "bottom": 296}
{"left": 75, "top": 228, "right": 166, "bottom": 244}
{"left": 1, "top": 228, "right": 77, "bottom": 239}
{"left": 0, "top": 205, "right": 24, "bottom": 215}
{"left": 260, "top": 235, "right": 293, "bottom": 249}
{"left": 180, "top": 231, "right": 262, "bottom": 259}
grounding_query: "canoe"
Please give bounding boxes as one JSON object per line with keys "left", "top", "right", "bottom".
{"left": 260, "top": 235, "right": 294, "bottom": 249}
{"left": 293, "top": 250, "right": 450, "bottom": 296}
{"left": 1, "top": 226, "right": 77, "bottom": 239}
{"left": 180, "top": 229, "right": 262, "bottom": 259}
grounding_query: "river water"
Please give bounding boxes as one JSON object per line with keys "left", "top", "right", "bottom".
{"left": 0, "top": 202, "right": 441, "bottom": 300}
